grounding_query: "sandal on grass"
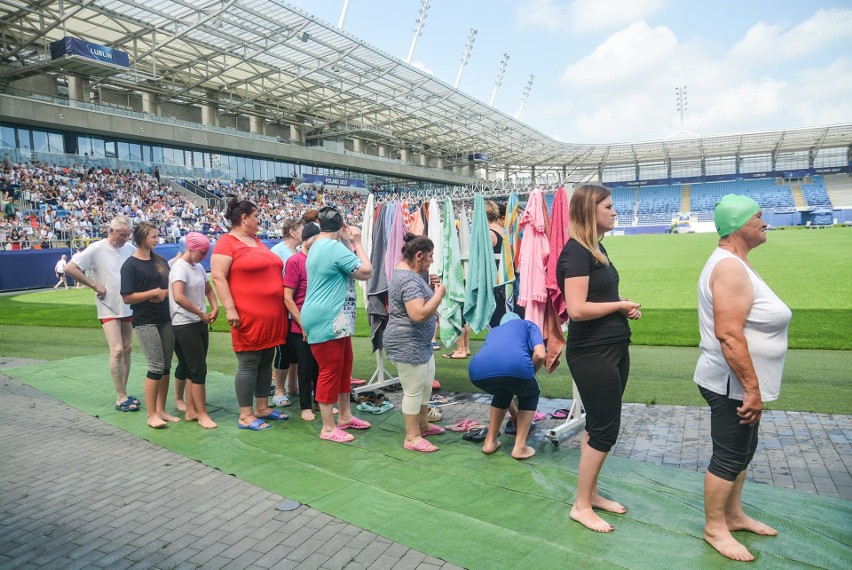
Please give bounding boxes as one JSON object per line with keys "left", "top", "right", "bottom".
{"left": 272, "top": 394, "right": 291, "bottom": 407}
{"left": 550, "top": 408, "right": 571, "bottom": 420}
{"left": 338, "top": 416, "right": 371, "bottom": 430}
{"left": 426, "top": 405, "right": 442, "bottom": 422}
{"left": 441, "top": 352, "right": 468, "bottom": 359}
{"left": 448, "top": 418, "right": 482, "bottom": 432}
{"left": 320, "top": 428, "right": 354, "bottom": 443}
{"left": 421, "top": 424, "right": 446, "bottom": 436}
{"left": 533, "top": 411, "right": 547, "bottom": 422}
{"left": 238, "top": 418, "right": 270, "bottom": 431}
{"left": 431, "top": 341, "right": 441, "bottom": 351}
{"left": 115, "top": 398, "right": 139, "bottom": 412}
{"left": 261, "top": 410, "right": 289, "bottom": 421}
{"left": 404, "top": 438, "right": 438, "bottom": 453}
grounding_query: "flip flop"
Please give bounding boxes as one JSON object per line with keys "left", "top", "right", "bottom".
{"left": 463, "top": 427, "right": 491, "bottom": 443}
{"left": 238, "top": 418, "right": 270, "bottom": 431}
{"left": 404, "top": 438, "right": 438, "bottom": 453}
{"left": 431, "top": 341, "right": 441, "bottom": 351}
{"left": 533, "top": 411, "right": 547, "bottom": 422}
{"left": 115, "top": 398, "right": 139, "bottom": 412}
{"left": 357, "top": 402, "right": 381, "bottom": 413}
{"left": 550, "top": 408, "right": 570, "bottom": 420}
{"left": 261, "top": 410, "right": 289, "bottom": 421}
{"left": 350, "top": 377, "right": 366, "bottom": 386}
{"left": 338, "top": 416, "right": 371, "bottom": 430}
{"left": 441, "top": 352, "right": 468, "bottom": 359}
{"left": 448, "top": 418, "right": 481, "bottom": 432}
{"left": 371, "top": 401, "right": 394, "bottom": 414}
{"left": 320, "top": 428, "right": 355, "bottom": 443}
{"left": 421, "top": 424, "right": 446, "bottom": 436}
{"left": 430, "top": 395, "right": 451, "bottom": 405}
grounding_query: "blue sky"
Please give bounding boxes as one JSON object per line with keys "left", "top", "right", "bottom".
{"left": 284, "top": 0, "right": 852, "bottom": 144}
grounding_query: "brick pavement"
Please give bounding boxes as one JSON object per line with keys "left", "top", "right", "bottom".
{"left": 1, "top": 358, "right": 849, "bottom": 569}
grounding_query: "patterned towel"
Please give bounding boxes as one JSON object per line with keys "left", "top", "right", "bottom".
{"left": 439, "top": 197, "right": 464, "bottom": 347}
{"left": 463, "top": 195, "right": 496, "bottom": 334}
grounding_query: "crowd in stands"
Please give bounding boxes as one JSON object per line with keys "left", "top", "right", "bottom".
{"left": 0, "top": 158, "right": 369, "bottom": 251}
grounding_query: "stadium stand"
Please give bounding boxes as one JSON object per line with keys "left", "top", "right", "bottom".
{"left": 610, "top": 187, "right": 636, "bottom": 226}
{"left": 637, "top": 185, "right": 681, "bottom": 225}
{"left": 822, "top": 174, "right": 852, "bottom": 208}
{"left": 801, "top": 175, "right": 833, "bottom": 209}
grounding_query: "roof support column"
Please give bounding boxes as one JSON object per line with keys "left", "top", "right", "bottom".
{"left": 436, "top": 157, "right": 444, "bottom": 169}
{"left": 142, "top": 92, "right": 157, "bottom": 115}
{"left": 67, "top": 76, "right": 88, "bottom": 102}
{"left": 290, "top": 124, "right": 304, "bottom": 144}
{"left": 249, "top": 115, "right": 262, "bottom": 135}
{"left": 377, "top": 144, "right": 387, "bottom": 158}
{"left": 420, "top": 153, "right": 428, "bottom": 167}
{"left": 531, "top": 165, "right": 536, "bottom": 186}
{"left": 352, "top": 138, "right": 363, "bottom": 153}
{"left": 399, "top": 148, "right": 409, "bottom": 163}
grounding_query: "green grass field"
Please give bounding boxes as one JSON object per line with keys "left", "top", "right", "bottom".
{"left": 1, "top": 229, "right": 850, "bottom": 413}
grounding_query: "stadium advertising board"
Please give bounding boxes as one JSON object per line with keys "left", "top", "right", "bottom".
{"left": 49, "top": 37, "right": 130, "bottom": 67}
{"left": 302, "top": 174, "right": 367, "bottom": 193}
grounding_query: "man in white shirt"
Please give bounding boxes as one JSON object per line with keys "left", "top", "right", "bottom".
{"left": 65, "top": 215, "right": 139, "bottom": 412}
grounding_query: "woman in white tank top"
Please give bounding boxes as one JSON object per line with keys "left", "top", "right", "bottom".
{"left": 695, "top": 194, "right": 791, "bottom": 562}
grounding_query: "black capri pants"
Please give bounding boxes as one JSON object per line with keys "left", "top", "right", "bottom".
{"left": 565, "top": 341, "right": 630, "bottom": 453}
{"left": 473, "top": 375, "right": 540, "bottom": 411}
{"left": 288, "top": 331, "right": 319, "bottom": 410}
{"left": 173, "top": 321, "right": 209, "bottom": 385}
{"left": 699, "top": 386, "right": 760, "bottom": 482}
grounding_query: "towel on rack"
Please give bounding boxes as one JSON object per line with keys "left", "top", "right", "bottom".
{"left": 547, "top": 186, "right": 570, "bottom": 322}
{"left": 517, "top": 188, "right": 550, "bottom": 332}
{"left": 427, "top": 198, "right": 443, "bottom": 277}
{"left": 463, "top": 195, "right": 497, "bottom": 334}
{"left": 366, "top": 203, "right": 389, "bottom": 353}
{"left": 497, "top": 191, "right": 520, "bottom": 312}
{"left": 458, "top": 202, "right": 471, "bottom": 280}
{"left": 439, "top": 197, "right": 464, "bottom": 347}
{"left": 358, "top": 193, "right": 375, "bottom": 299}
{"left": 385, "top": 202, "right": 406, "bottom": 283}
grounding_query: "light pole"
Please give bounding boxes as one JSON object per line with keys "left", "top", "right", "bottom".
{"left": 489, "top": 53, "right": 510, "bottom": 106}
{"left": 516, "top": 74, "right": 534, "bottom": 120}
{"left": 453, "top": 28, "right": 477, "bottom": 89}
{"left": 675, "top": 85, "right": 687, "bottom": 129}
{"left": 406, "top": 0, "right": 431, "bottom": 65}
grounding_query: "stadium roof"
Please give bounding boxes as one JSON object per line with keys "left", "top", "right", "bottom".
{"left": 1, "top": 0, "right": 850, "bottom": 180}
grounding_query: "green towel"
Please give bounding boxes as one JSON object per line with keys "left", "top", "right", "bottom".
{"left": 439, "top": 197, "right": 465, "bottom": 347}
{"left": 463, "top": 195, "right": 496, "bottom": 333}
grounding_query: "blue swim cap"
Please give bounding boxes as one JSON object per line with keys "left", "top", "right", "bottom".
{"left": 499, "top": 312, "right": 521, "bottom": 325}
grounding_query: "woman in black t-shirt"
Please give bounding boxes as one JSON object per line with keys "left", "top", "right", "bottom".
{"left": 556, "top": 184, "right": 641, "bottom": 533}
{"left": 121, "top": 221, "right": 177, "bottom": 429}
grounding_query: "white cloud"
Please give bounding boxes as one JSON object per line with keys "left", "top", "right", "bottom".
{"left": 569, "top": 0, "right": 665, "bottom": 32}
{"left": 559, "top": 21, "right": 677, "bottom": 87}
{"left": 730, "top": 8, "right": 852, "bottom": 63}
{"left": 515, "top": 0, "right": 571, "bottom": 32}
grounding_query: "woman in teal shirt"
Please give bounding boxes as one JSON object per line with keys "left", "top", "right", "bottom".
{"left": 301, "top": 207, "right": 373, "bottom": 443}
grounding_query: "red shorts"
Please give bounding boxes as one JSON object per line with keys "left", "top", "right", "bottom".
{"left": 100, "top": 316, "right": 132, "bottom": 325}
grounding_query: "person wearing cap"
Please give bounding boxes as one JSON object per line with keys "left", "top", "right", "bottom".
{"left": 695, "top": 194, "right": 791, "bottom": 561}
{"left": 169, "top": 232, "right": 219, "bottom": 428}
{"left": 211, "top": 198, "right": 288, "bottom": 432}
{"left": 283, "top": 222, "right": 321, "bottom": 421}
{"left": 468, "top": 312, "right": 545, "bottom": 460}
{"left": 300, "top": 206, "right": 373, "bottom": 443}
{"left": 557, "top": 184, "right": 641, "bottom": 533}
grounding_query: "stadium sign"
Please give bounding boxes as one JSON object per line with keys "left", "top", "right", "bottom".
{"left": 303, "top": 174, "right": 367, "bottom": 192}
{"left": 49, "top": 37, "right": 130, "bottom": 67}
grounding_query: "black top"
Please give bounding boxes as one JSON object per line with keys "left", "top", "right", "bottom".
{"left": 120, "top": 255, "right": 171, "bottom": 327}
{"left": 556, "top": 240, "right": 630, "bottom": 348}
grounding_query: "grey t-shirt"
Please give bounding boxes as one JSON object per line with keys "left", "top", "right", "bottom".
{"left": 384, "top": 268, "right": 436, "bottom": 365}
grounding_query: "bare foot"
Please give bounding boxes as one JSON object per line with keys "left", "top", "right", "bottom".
{"left": 175, "top": 400, "right": 187, "bottom": 413}
{"left": 197, "top": 415, "right": 218, "bottom": 429}
{"left": 184, "top": 414, "right": 197, "bottom": 422}
{"left": 511, "top": 445, "right": 536, "bottom": 460}
{"left": 591, "top": 495, "right": 627, "bottom": 514}
{"left": 159, "top": 412, "right": 181, "bottom": 423}
{"left": 727, "top": 514, "right": 777, "bottom": 536}
{"left": 301, "top": 409, "right": 316, "bottom": 421}
{"left": 704, "top": 527, "right": 754, "bottom": 561}
{"left": 482, "top": 440, "right": 502, "bottom": 455}
{"left": 570, "top": 506, "right": 614, "bottom": 533}
{"left": 147, "top": 416, "right": 167, "bottom": 429}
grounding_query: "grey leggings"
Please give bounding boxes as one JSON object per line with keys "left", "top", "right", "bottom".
{"left": 235, "top": 348, "right": 274, "bottom": 407}
{"left": 135, "top": 322, "right": 175, "bottom": 380}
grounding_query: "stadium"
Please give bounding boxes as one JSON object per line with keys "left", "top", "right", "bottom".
{"left": 0, "top": 1, "right": 850, "bottom": 569}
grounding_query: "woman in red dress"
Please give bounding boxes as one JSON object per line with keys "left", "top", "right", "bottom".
{"left": 211, "top": 198, "right": 288, "bottom": 431}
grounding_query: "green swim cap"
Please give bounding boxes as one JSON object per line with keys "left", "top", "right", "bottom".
{"left": 714, "top": 194, "right": 760, "bottom": 237}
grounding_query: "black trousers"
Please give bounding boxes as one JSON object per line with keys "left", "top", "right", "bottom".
{"left": 565, "top": 341, "right": 630, "bottom": 453}
{"left": 289, "top": 331, "right": 319, "bottom": 410}
{"left": 700, "top": 386, "right": 760, "bottom": 482}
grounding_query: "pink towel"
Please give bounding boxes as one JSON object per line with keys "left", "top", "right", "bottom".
{"left": 384, "top": 203, "right": 406, "bottom": 283}
{"left": 517, "top": 189, "right": 550, "bottom": 333}
{"left": 547, "top": 186, "right": 570, "bottom": 322}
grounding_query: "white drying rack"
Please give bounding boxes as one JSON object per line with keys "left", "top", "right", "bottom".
{"left": 353, "top": 348, "right": 399, "bottom": 394}
{"left": 545, "top": 382, "right": 586, "bottom": 445}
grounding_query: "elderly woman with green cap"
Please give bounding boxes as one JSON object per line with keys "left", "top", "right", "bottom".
{"left": 695, "top": 194, "right": 792, "bottom": 562}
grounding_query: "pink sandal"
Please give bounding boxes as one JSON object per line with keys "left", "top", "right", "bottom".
{"left": 338, "top": 416, "right": 371, "bottom": 430}
{"left": 320, "top": 428, "right": 355, "bottom": 443}
{"left": 448, "top": 418, "right": 481, "bottom": 432}
{"left": 421, "top": 424, "right": 446, "bottom": 436}
{"left": 404, "top": 438, "right": 438, "bottom": 453}
{"left": 533, "top": 411, "right": 547, "bottom": 422}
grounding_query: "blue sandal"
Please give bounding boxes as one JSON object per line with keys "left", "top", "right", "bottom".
{"left": 238, "top": 418, "right": 271, "bottom": 431}
{"left": 115, "top": 398, "right": 139, "bottom": 412}
{"left": 261, "top": 410, "right": 289, "bottom": 421}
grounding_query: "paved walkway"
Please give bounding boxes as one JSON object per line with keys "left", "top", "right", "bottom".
{"left": 1, "top": 358, "right": 849, "bottom": 569}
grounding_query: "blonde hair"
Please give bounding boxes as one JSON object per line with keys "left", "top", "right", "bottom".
{"left": 568, "top": 184, "right": 611, "bottom": 265}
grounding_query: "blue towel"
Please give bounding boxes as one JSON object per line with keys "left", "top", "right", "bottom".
{"left": 463, "top": 195, "right": 496, "bottom": 334}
